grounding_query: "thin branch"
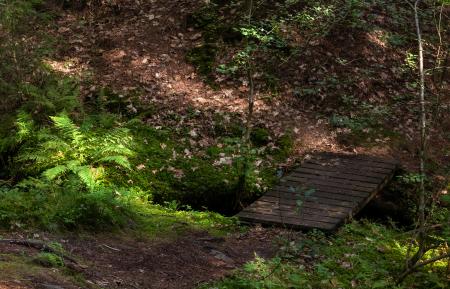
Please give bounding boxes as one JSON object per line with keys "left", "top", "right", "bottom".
{"left": 402, "top": 0, "right": 427, "bottom": 275}
{"left": 415, "top": 0, "right": 427, "bottom": 256}
{"left": 398, "top": 252, "right": 450, "bottom": 283}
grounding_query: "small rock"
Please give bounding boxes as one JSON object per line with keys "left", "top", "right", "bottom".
{"left": 210, "top": 249, "right": 234, "bottom": 264}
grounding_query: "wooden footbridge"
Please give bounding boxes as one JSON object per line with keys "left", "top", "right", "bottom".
{"left": 237, "top": 153, "right": 398, "bottom": 231}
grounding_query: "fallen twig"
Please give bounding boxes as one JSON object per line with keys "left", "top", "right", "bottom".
{"left": 101, "top": 244, "right": 121, "bottom": 252}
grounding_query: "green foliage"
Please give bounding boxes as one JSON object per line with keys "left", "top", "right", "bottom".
{"left": 0, "top": 0, "right": 44, "bottom": 32}
{"left": 330, "top": 95, "right": 396, "bottom": 146}
{"left": 0, "top": 178, "right": 134, "bottom": 229}
{"left": 273, "top": 133, "right": 294, "bottom": 162}
{"left": 205, "top": 221, "right": 450, "bottom": 289}
{"left": 250, "top": 127, "right": 270, "bottom": 147}
{"left": 20, "top": 78, "right": 81, "bottom": 120}
{"left": 122, "top": 122, "right": 277, "bottom": 213}
{"left": 16, "top": 113, "right": 133, "bottom": 191}
{"left": 33, "top": 252, "right": 64, "bottom": 268}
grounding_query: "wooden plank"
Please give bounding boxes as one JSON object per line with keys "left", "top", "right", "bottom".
{"left": 295, "top": 165, "right": 384, "bottom": 183}
{"left": 289, "top": 171, "right": 379, "bottom": 189}
{"left": 264, "top": 189, "right": 363, "bottom": 204}
{"left": 262, "top": 192, "right": 357, "bottom": 208}
{"left": 237, "top": 211, "right": 338, "bottom": 230}
{"left": 243, "top": 204, "right": 342, "bottom": 224}
{"left": 312, "top": 156, "right": 396, "bottom": 170}
{"left": 249, "top": 196, "right": 352, "bottom": 214}
{"left": 250, "top": 196, "right": 350, "bottom": 213}
{"left": 301, "top": 162, "right": 387, "bottom": 180}
{"left": 272, "top": 184, "right": 370, "bottom": 199}
{"left": 281, "top": 176, "right": 375, "bottom": 193}
{"left": 305, "top": 160, "right": 393, "bottom": 175}
{"left": 291, "top": 168, "right": 381, "bottom": 187}
{"left": 248, "top": 196, "right": 352, "bottom": 217}
{"left": 313, "top": 154, "right": 397, "bottom": 170}
{"left": 316, "top": 152, "right": 398, "bottom": 166}
{"left": 246, "top": 210, "right": 341, "bottom": 225}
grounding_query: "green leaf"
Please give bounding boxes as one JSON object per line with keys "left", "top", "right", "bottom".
{"left": 50, "top": 113, "right": 83, "bottom": 143}
{"left": 43, "top": 165, "right": 68, "bottom": 180}
{"left": 371, "top": 280, "right": 388, "bottom": 288}
{"left": 98, "top": 155, "right": 131, "bottom": 170}
{"left": 74, "top": 166, "right": 96, "bottom": 190}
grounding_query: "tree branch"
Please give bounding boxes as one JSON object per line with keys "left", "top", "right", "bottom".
{"left": 398, "top": 252, "right": 450, "bottom": 283}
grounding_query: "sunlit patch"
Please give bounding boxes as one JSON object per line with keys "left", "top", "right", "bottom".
{"left": 43, "top": 58, "right": 87, "bottom": 77}
{"left": 366, "top": 29, "right": 388, "bottom": 48}
{"left": 103, "top": 49, "right": 127, "bottom": 63}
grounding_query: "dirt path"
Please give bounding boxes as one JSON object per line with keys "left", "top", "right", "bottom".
{"left": 0, "top": 227, "right": 291, "bottom": 289}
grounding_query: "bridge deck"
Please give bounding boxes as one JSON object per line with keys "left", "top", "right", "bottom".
{"left": 237, "top": 153, "right": 398, "bottom": 231}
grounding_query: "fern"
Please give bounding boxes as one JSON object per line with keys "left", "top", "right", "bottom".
{"left": 43, "top": 165, "right": 68, "bottom": 180}
{"left": 16, "top": 113, "right": 134, "bottom": 191}
{"left": 16, "top": 111, "right": 33, "bottom": 141}
{"left": 75, "top": 166, "right": 97, "bottom": 191}
{"left": 50, "top": 114, "right": 83, "bottom": 143}
{"left": 98, "top": 155, "right": 131, "bottom": 170}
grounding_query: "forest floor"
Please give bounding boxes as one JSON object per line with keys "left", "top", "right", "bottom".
{"left": 46, "top": 0, "right": 449, "bottom": 169}
{"left": 47, "top": 0, "right": 384, "bottom": 164}
{"left": 0, "top": 0, "right": 449, "bottom": 288}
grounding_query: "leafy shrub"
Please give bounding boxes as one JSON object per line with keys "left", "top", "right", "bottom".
{"left": 0, "top": 178, "right": 137, "bottom": 230}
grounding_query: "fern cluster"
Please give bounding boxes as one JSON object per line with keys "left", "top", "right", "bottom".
{"left": 17, "top": 113, "right": 134, "bottom": 191}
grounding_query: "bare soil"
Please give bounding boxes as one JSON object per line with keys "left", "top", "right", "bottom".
{"left": 0, "top": 227, "right": 291, "bottom": 289}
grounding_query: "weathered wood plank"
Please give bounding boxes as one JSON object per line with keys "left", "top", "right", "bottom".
{"left": 237, "top": 211, "right": 339, "bottom": 230}
{"left": 271, "top": 184, "right": 370, "bottom": 199}
{"left": 302, "top": 162, "right": 388, "bottom": 179}
{"left": 243, "top": 204, "right": 342, "bottom": 224}
{"left": 314, "top": 154, "right": 397, "bottom": 169}
{"left": 288, "top": 171, "right": 379, "bottom": 189}
{"left": 260, "top": 193, "right": 361, "bottom": 208}
{"left": 256, "top": 197, "right": 350, "bottom": 218}
{"left": 317, "top": 152, "right": 398, "bottom": 166}
{"left": 281, "top": 176, "right": 375, "bottom": 193}
{"left": 294, "top": 166, "right": 384, "bottom": 184}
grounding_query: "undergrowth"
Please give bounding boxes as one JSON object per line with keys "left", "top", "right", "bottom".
{"left": 203, "top": 221, "right": 450, "bottom": 289}
{"left": 0, "top": 0, "right": 285, "bottom": 230}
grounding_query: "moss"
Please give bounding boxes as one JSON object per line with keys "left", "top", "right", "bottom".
{"left": 33, "top": 252, "right": 64, "bottom": 268}
{"left": 272, "top": 133, "right": 294, "bottom": 161}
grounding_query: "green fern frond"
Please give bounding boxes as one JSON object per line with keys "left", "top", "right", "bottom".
{"left": 50, "top": 114, "right": 83, "bottom": 143}
{"left": 99, "top": 145, "right": 134, "bottom": 157}
{"left": 98, "top": 155, "right": 131, "bottom": 170}
{"left": 41, "top": 139, "right": 71, "bottom": 152}
{"left": 16, "top": 111, "right": 33, "bottom": 141}
{"left": 65, "top": 160, "right": 82, "bottom": 170}
{"left": 43, "top": 165, "right": 68, "bottom": 180}
{"left": 74, "top": 165, "right": 96, "bottom": 191}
